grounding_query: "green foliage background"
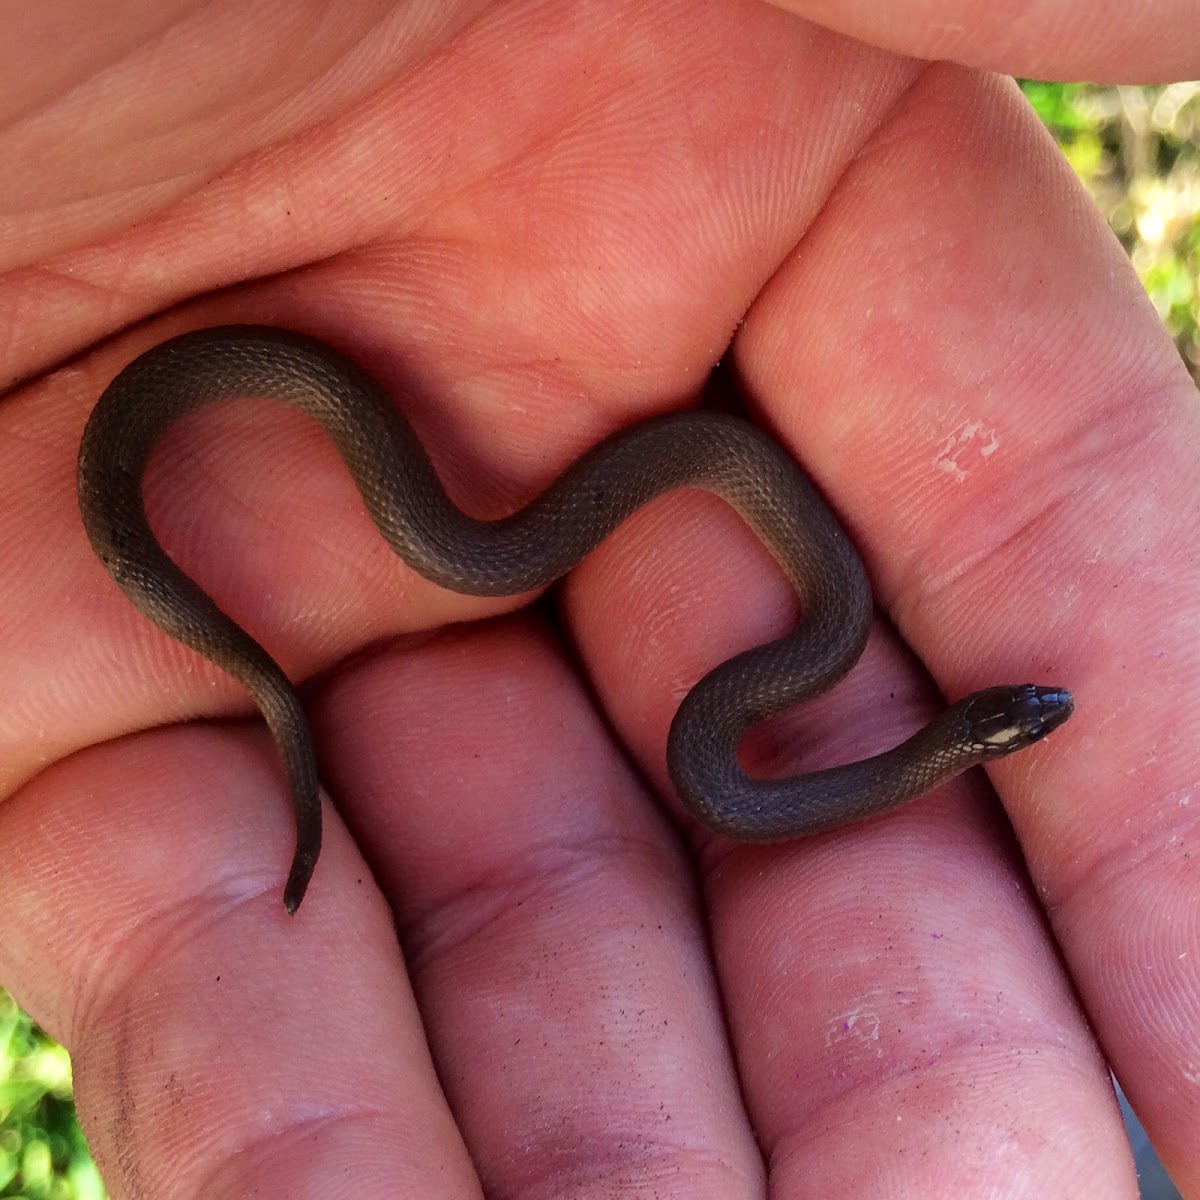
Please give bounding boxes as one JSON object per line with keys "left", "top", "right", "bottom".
{"left": 1023, "top": 81, "right": 1200, "bottom": 380}
{"left": 0, "top": 993, "right": 104, "bottom": 1199}
{"left": 1, "top": 80, "right": 1197, "bottom": 1199}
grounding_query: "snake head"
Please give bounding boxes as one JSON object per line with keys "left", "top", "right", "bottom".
{"left": 960, "top": 684, "right": 1074, "bottom": 757}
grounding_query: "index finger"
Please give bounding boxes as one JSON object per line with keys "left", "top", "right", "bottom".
{"left": 736, "top": 65, "right": 1196, "bottom": 1190}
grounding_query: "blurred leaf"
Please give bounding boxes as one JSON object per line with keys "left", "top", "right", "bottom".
{"left": 1020, "top": 81, "right": 1090, "bottom": 131}
{"left": 0, "top": 991, "right": 103, "bottom": 1200}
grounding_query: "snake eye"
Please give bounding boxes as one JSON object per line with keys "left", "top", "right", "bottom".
{"left": 962, "top": 684, "right": 1075, "bottom": 756}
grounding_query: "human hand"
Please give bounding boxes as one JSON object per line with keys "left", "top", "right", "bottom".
{"left": 1, "top": 2, "right": 1197, "bottom": 1196}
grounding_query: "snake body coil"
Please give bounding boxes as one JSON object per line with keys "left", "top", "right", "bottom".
{"left": 78, "top": 326, "right": 1073, "bottom": 912}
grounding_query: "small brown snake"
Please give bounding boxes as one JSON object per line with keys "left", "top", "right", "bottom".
{"left": 77, "top": 325, "right": 1073, "bottom": 912}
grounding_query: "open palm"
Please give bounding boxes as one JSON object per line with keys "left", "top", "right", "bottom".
{"left": 2, "top": 2, "right": 1198, "bottom": 1196}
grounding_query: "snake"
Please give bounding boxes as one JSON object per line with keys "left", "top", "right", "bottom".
{"left": 76, "top": 325, "right": 1074, "bottom": 913}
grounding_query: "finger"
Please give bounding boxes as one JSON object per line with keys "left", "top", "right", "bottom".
{"left": 0, "top": 727, "right": 482, "bottom": 1198}
{"left": 312, "top": 615, "right": 764, "bottom": 1196}
{"left": 769, "top": 0, "right": 1200, "bottom": 80}
{"left": 731, "top": 67, "right": 1194, "bottom": 1189}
